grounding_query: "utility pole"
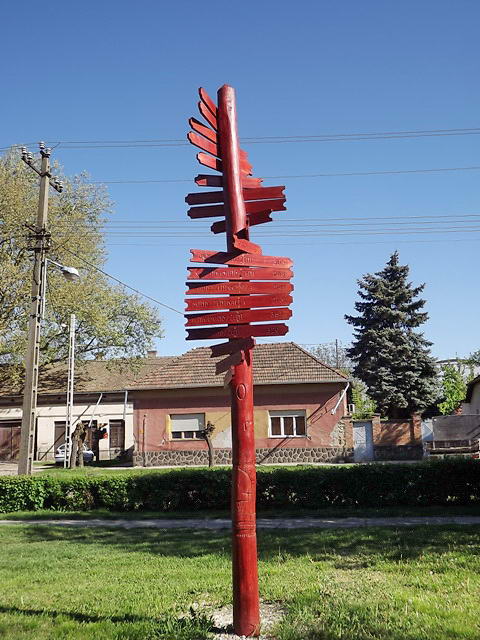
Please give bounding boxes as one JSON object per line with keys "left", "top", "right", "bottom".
{"left": 335, "top": 339, "right": 340, "bottom": 369}
{"left": 17, "top": 143, "right": 63, "bottom": 475}
{"left": 64, "top": 314, "right": 75, "bottom": 468}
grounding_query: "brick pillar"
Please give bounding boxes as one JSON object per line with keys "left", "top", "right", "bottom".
{"left": 411, "top": 413, "right": 422, "bottom": 444}
{"left": 342, "top": 415, "right": 353, "bottom": 449}
{"left": 371, "top": 414, "right": 382, "bottom": 444}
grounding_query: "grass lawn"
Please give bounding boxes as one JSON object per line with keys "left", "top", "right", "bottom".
{"left": 0, "top": 525, "right": 479, "bottom": 639}
{"left": 3, "top": 504, "right": 480, "bottom": 521}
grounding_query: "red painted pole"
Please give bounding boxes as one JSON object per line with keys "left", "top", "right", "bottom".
{"left": 217, "top": 85, "right": 261, "bottom": 637}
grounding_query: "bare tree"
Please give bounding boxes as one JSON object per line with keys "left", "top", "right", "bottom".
{"left": 201, "top": 421, "right": 215, "bottom": 467}
{"left": 69, "top": 422, "right": 88, "bottom": 468}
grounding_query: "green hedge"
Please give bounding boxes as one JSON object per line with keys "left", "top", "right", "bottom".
{"left": 1, "top": 459, "right": 480, "bottom": 513}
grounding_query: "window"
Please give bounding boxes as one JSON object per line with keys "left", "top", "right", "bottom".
{"left": 54, "top": 421, "right": 66, "bottom": 447}
{"left": 170, "top": 413, "right": 205, "bottom": 440}
{"left": 55, "top": 420, "right": 97, "bottom": 449}
{"left": 269, "top": 410, "right": 307, "bottom": 437}
{"left": 109, "top": 420, "right": 125, "bottom": 449}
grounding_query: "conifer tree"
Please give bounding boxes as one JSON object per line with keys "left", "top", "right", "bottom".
{"left": 345, "top": 252, "right": 438, "bottom": 418}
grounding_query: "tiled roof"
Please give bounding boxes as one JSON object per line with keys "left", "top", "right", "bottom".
{"left": 133, "top": 342, "right": 348, "bottom": 389}
{"left": 0, "top": 357, "right": 175, "bottom": 397}
{"left": 0, "top": 343, "right": 347, "bottom": 398}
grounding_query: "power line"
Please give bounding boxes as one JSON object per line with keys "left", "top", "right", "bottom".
{"left": 59, "top": 247, "right": 184, "bottom": 316}
{"left": 49, "top": 225, "right": 480, "bottom": 236}
{"left": 85, "top": 165, "right": 480, "bottom": 184}
{"left": 2, "top": 126, "right": 480, "bottom": 152}
{"left": 103, "top": 236, "right": 480, "bottom": 247}
{"left": 59, "top": 212, "right": 480, "bottom": 224}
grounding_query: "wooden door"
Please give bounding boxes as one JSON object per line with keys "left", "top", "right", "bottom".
{"left": 0, "top": 422, "right": 21, "bottom": 460}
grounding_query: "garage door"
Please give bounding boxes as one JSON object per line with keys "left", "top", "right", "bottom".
{"left": 0, "top": 421, "right": 21, "bottom": 461}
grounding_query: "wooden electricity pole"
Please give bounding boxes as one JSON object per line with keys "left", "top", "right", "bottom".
{"left": 18, "top": 144, "right": 63, "bottom": 475}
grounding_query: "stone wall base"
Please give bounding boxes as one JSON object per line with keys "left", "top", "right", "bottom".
{"left": 133, "top": 446, "right": 354, "bottom": 467}
{"left": 374, "top": 445, "right": 423, "bottom": 461}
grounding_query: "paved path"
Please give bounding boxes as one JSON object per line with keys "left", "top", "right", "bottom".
{"left": 1, "top": 516, "right": 480, "bottom": 529}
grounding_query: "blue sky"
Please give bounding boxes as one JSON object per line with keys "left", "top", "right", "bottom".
{"left": 2, "top": 0, "right": 478, "bottom": 359}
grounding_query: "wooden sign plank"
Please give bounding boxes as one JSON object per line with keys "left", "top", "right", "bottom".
{"left": 195, "top": 174, "right": 223, "bottom": 187}
{"left": 223, "top": 368, "right": 233, "bottom": 387}
{"left": 185, "top": 294, "right": 293, "bottom": 312}
{"left": 197, "top": 152, "right": 222, "bottom": 172}
{"left": 243, "top": 186, "right": 285, "bottom": 202}
{"left": 210, "top": 338, "right": 255, "bottom": 357}
{"left": 210, "top": 219, "right": 227, "bottom": 234}
{"left": 186, "top": 281, "right": 294, "bottom": 295}
{"left": 186, "top": 191, "right": 224, "bottom": 205}
{"left": 239, "top": 150, "right": 253, "bottom": 171}
{"left": 190, "top": 249, "right": 293, "bottom": 268}
{"left": 240, "top": 160, "right": 253, "bottom": 174}
{"left": 188, "top": 204, "right": 225, "bottom": 219}
{"left": 232, "top": 237, "right": 262, "bottom": 254}
{"left": 246, "top": 199, "right": 286, "bottom": 214}
{"left": 198, "top": 101, "right": 218, "bottom": 130}
{"left": 211, "top": 210, "right": 273, "bottom": 234}
{"left": 186, "top": 323, "right": 289, "bottom": 340}
{"left": 187, "top": 266, "right": 293, "bottom": 281}
{"left": 188, "top": 132, "right": 220, "bottom": 158}
{"left": 186, "top": 187, "right": 285, "bottom": 206}
{"left": 199, "top": 87, "right": 217, "bottom": 116}
{"left": 241, "top": 176, "right": 263, "bottom": 188}
{"left": 189, "top": 117, "right": 217, "bottom": 143}
{"left": 216, "top": 350, "right": 243, "bottom": 375}
{"left": 247, "top": 211, "right": 273, "bottom": 227}
{"left": 185, "top": 307, "right": 292, "bottom": 327}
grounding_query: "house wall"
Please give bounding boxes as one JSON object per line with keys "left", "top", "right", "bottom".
{"left": 0, "top": 400, "right": 134, "bottom": 461}
{"left": 343, "top": 414, "right": 423, "bottom": 461}
{"left": 132, "top": 382, "right": 352, "bottom": 466}
{"left": 372, "top": 414, "right": 423, "bottom": 460}
{"left": 463, "top": 383, "right": 480, "bottom": 415}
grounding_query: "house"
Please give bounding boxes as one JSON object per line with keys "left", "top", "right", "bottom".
{"left": 418, "top": 378, "right": 480, "bottom": 458}
{"left": 463, "top": 375, "right": 480, "bottom": 415}
{"left": 0, "top": 357, "right": 172, "bottom": 462}
{"left": 131, "top": 342, "right": 351, "bottom": 466}
{"left": 0, "top": 343, "right": 352, "bottom": 465}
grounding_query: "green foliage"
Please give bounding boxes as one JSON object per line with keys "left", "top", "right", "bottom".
{"left": 155, "top": 609, "right": 214, "bottom": 640}
{"left": 0, "top": 476, "right": 48, "bottom": 512}
{"left": 346, "top": 252, "right": 438, "bottom": 417}
{"left": 467, "top": 350, "right": 480, "bottom": 366}
{"left": 351, "top": 379, "right": 376, "bottom": 419}
{"left": 0, "top": 150, "right": 162, "bottom": 386}
{"left": 3, "top": 459, "right": 480, "bottom": 512}
{"left": 438, "top": 364, "right": 468, "bottom": 415}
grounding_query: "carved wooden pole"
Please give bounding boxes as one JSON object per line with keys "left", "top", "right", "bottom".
{"left": 218, "top": 83, "right": 259, "bottom": 637}
{"left": 184, "top": 84, "right": 293, "bottom": 637}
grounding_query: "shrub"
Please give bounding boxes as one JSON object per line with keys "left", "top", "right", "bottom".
{"left": 2, "top": 459, "right": 480, "bottom": 513}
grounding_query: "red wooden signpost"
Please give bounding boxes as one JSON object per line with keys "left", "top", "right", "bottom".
{"left": 184, "top": 85, "right": 293, "bottom": 637}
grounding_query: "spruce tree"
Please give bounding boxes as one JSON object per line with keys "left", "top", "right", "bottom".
{"left": 345, "top": 252, "right": 438, "bottom": 418}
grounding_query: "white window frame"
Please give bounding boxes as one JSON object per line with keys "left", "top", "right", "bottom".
{"left": 170, "top": 413, "right": 205, "bottom": 441}
{"left": 268, "top": 410, "right": 307, "bottom": 438}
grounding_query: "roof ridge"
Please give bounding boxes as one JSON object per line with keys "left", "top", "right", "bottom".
{"left": 290, "top": 342, "right": 349, "bottom": 380}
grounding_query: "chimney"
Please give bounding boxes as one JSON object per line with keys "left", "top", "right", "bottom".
{"left": 147, "top": 350, "right": 157, "bottom": 358}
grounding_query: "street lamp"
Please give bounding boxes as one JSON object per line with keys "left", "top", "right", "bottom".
{"left": 17, "top": 251, "right": 80, "bottom": 475}
{"left": 47, "top": 259, "right": 80, "bottom": 282}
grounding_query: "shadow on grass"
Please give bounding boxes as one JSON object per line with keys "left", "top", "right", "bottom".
{"left": 19, "top": 524, "right": 480, "bottom": 563}
{"left": 0, "top": 604, "right": 214, "bottom": 639}
{"left": 0, "top": 605, "right": 148, "bottom": 625}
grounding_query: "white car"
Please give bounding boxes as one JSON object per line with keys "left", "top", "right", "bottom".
{"left": 54, "top": 443, "right": 94, "bottom": 465}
